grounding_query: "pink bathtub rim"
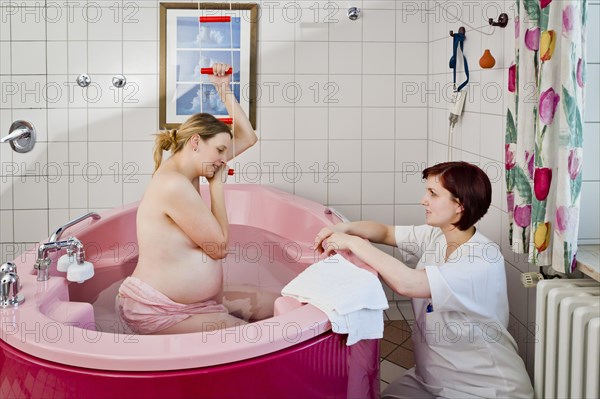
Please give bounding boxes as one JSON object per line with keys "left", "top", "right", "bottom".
{"left": 1, "top": 184, "right": 372, "bottom": 372}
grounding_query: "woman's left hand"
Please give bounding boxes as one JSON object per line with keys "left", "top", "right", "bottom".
{"left": 205, "top": 62, "right": 258, "bottom": 163}
{"left": 207, "top": 163, "right": 228, "bottom": 186}
{"left": 208, "top": 63, "right": 232, "bottom": 89}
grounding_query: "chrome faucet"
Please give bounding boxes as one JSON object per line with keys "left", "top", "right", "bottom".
{"left": 49, "top": 212, "right": 101, "bottom": 242}
{"left": 34, "top": 237, "right": 86, "bottom": 281}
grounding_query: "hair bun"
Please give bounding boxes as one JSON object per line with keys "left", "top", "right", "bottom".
{"left": 169, "top": 129, "right": 177, "bottom": 145}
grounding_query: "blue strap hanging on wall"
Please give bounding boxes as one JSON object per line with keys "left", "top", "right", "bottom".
{"left": 449, "top": 33, "right": 469, "bottom": 92}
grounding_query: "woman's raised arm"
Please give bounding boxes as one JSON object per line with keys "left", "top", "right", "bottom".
{"left": 208, "top": 63, "right": 257, "bottom": 161}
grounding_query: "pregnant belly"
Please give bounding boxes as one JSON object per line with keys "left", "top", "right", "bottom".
{"left": 134, "top": 256, "right": 224, "bottom": 304}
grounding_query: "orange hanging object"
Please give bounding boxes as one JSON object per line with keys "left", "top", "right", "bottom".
{"left": 479, "top": 49, "right": 496, "bottom": 69}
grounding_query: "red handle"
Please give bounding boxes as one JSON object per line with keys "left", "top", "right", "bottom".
{"left": 199, "top": 16, "right": 231, "bottom": 22}
{"left": 200, "top": 67, "right": 233, "bottom": 75}
{"left": 218, "top": 118, "right": 233, "bottom": 124}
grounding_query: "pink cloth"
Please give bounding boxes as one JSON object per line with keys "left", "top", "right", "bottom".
{"left": 116, "top": 276, "right": 228, "bottom": 334}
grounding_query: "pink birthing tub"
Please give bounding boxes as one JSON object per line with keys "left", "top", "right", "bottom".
{"left": 0, "top": 185, "right": 380, "bottom": 398}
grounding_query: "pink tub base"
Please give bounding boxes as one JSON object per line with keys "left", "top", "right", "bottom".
{"left": 0, "top": 185, "right": 380, "bottom": 398}
{"left": 1, "top": 334, "right": 379, "bottom": 399}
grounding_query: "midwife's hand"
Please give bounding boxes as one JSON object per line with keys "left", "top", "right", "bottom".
{"left": 313, "top": 227, "right": 334, "bottom": 254}
{"left": 321, "top": 233, "right": 359, "bottom": 257}
{"left": 313, "top": 223, "right": 350, "bottom": 255}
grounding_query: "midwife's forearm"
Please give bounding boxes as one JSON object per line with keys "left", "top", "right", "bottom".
{"left": 348, "top": 238, "right": 431, "bottom": 298}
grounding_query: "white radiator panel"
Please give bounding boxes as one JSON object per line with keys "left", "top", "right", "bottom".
{"left": 534, "top": 279, "right": 600, "bottom": 399}
{"left": 585, "top": 318, "right": 600, "bottom": 399}
{"left": 556, "top": 296, "right": 600, "bottom": 397}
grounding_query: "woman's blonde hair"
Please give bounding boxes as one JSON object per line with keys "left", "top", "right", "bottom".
{"left": 154, "top": 113, "right": 232, "bottom": 172}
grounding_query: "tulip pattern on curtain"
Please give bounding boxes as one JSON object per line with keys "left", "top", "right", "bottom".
{"left": 505, "top": 0, "right": 587, "bottom": 272}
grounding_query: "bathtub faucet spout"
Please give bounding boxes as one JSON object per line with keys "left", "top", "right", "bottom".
{"left": 50, "top": 212, "right": 101, "bottom": 242}
{"left": 34, "top": 237, "right": 86, "bottom": 281}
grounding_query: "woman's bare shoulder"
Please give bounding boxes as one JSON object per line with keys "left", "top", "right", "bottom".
{"left": 148, "top": 170, "right": 192, "bottom": 194}
{"left": 144, "top": 171, "right": 206, "bottom": 221}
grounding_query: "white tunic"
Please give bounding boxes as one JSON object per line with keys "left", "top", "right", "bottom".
{"left": 390, "top": 225, "right": 534, "bottom": 398}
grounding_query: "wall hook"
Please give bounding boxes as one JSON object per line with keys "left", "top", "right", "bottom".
{"left": 449, "top": 26, "right": 466, "bottom": 37}
{"left": 489, "top": 13, "right": 509, "bottom": 28}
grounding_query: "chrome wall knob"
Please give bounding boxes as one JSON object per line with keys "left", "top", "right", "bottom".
{"left": 112, "top": 75, "right": 127, "bottom": 88}
{"left": 347, "top": 7, "right": 360, "bottom": 21}
{"left": 76, "top": 74, "right": 91, "bottom": 87}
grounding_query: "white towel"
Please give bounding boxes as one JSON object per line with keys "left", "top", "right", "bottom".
{"left": 281, "top": 254, "right": 388, "bottom": 345}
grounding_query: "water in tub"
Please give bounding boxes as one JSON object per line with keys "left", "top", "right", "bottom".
{"left": 89, "top": 224, "right": 314, "bottom": 333}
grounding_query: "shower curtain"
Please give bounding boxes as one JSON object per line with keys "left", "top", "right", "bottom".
{"left": 505, "top": 0, "right": 587, "bottom": 273}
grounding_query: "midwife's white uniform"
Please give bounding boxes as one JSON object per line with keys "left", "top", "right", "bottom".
{"left": 382, "top": 225, "right": 534, "bottom": 399}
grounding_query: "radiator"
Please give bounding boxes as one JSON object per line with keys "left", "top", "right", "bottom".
{"left": 534, "top": 279, "right": 600, "bottom": 399}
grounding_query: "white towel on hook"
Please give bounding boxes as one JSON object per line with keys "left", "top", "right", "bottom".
{"left": 281, "top": 254, "right": 388, "bottom": 345}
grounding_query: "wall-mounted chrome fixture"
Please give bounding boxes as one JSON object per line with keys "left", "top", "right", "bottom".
{"left": 347, "top": 7, "right": 360, "bottom": 21}
{"left": 112, "top": 75, "right": 127, "bottom": 88}
{"left": 76, "top": 73, "right": 91, "bottom": 87}
{"left": 34, "top": 236, "right": 90, "bottom": 282}
{"left": 1, "top": 271, "right": 24, "bottom": 308}
{"left": 0, "top": 120, "right": 37, "bottom": 153}
{"left": 0, "top": 262, "right": 17, "bottom": 275}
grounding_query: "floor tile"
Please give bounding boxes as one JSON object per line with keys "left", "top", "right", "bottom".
{"left": 401, "top": 337, "right": 414, "bottom": 351}
{"left": 386, "top": 346, "right": 415, "bottom": 369}
{"left": 389, "top": 320, "right": 411, "bottom": 332}
{"left": 380, "top": 339, "right": 397, "bottom": 358}
{"left": 380, "top": 302, "right": 416, "bottom": 389}
{"left": 383, "top": 324, "right": 411, "bottom": 345}
{"left": 380, "top": 359, "right": 407, "bottom": 384}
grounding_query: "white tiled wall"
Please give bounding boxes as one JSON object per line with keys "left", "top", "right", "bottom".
{"left": 0, "top": 0, "right": 429, "bottom": 260}
{"left": 427, "top": 0, "right": 600, "bottom": 379}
